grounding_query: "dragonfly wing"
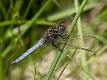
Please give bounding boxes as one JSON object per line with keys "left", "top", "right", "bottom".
{"left": 11, "top": 38, "right": 44, "bottom": 64}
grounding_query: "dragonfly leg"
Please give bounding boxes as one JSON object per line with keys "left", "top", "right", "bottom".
{"left": 62, "top": 35, "right": 69, "bottom": 41}
{"left": 59, "top": 33, "right": 68, "bottom": 41}
{"left": 52, "top": 42, "right": 62, "bottom": 51}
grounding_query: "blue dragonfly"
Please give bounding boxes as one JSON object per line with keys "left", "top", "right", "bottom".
{"left": 11, "top": 18, "right": 69, "bottom": 64}
{"left": 11, "top": 14, "right": 74, "bottom": 64}
{"left": 11, "top": 15, "right": 94, "bottom": 64}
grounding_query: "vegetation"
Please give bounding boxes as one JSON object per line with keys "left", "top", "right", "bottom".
{"left": 0, "top": 0, "right": 107, "bottom": 80}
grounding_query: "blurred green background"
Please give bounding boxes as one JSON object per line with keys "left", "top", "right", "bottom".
{"left": 0, "top": 0, "right": 107, "bottom": 80}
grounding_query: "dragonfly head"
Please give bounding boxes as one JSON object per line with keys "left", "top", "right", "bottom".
{"left": 57, "top": 23, "right": 65, "bottom": 33}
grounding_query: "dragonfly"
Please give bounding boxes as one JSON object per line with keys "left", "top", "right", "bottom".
{"left": 11, "top": 14, "right": 94, "bottom": 64}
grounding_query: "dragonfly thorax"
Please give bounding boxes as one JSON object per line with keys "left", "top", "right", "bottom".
{"left": 43, "top": 23, "right": 65, "bottom": 43}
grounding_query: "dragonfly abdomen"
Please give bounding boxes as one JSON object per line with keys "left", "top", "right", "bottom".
{"left": 11, "top": 38, "right": 44, "bottom": 64}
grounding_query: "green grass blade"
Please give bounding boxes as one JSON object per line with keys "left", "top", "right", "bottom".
{"left": 67, "top": 55, "right": 95, "bottom": 80}
{"left": 0, "top": 40, "right": 4, "bottom": 80}
{"left": 0, "top": 0, "right": 7, "bottom": 20}
{"left": 0, "top": 20, "right": 54, "bottom": 27}
{"left": 57, "top": 49, "right": 78, "bottom": 80}
{"left": 47, "top": 2, "right": 97, "bottom": 21}
{"left": 20, "top": 0, "right": 52, "bottom": 36}
{"left": 45, "top": 0, "right": 88, "bottom": 80}
{"left": 1, "top": 0, "right": 52, "bottom": 44}
{"left": 74, "top": 0, "right": 90, "bottom": 80}
{"left": 14, "top": 0, "right": 24, "bottom": 12}
{"left": 23, "top": 0, "right": 34, "bottom": 19}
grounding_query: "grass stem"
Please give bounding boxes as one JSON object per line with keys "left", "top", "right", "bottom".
{"left": 45, "top": 0, "right": 88, "bottom": 80}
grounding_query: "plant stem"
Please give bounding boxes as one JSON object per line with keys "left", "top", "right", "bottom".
{"left": 45, "top": 0, "right": 88, "bottom": 80}
{"left": 0, "top": 40, "right": 4, "bottom": 80}
{"left": 74, "top": 0, "right": 90, "bottom": 80}
{"left": 20, "top": 0, "right": 52, "bottom": 36}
